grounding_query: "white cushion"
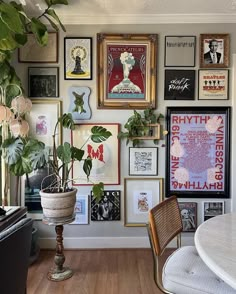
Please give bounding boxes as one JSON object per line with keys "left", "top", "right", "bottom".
{"left": 163, "top": 246, "right": 236, "bottom": 294}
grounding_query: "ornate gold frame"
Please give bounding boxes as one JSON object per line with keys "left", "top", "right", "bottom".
{"left": 97, "top": 33, "right": 158, "bottom": 109}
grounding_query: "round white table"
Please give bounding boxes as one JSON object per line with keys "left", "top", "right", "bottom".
{"left": 195, "top": 212, "right": 236, "bottom": 290}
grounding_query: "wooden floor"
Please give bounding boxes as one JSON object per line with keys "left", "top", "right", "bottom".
{"left": 27, "top": 249, "right": 165, "bottom": 294}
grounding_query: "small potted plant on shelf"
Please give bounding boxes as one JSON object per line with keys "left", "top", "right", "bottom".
{"left": 117, "top": 108, "right": 164, "bottom": 147}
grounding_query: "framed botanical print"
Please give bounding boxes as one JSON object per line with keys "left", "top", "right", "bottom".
{"left": 166, "top": 107, "right": 231, "bottom": 198}
{"left": 178, "top": 202, "right": 197, "bottom": 232}
{"left": 71, "top": 123, "right": 120, "bottom": 185}
{"left": 64, "top": 37, "right": 92, "bottom": 80}
{"left": 129, "top": 147, "right": 158, "bottom": 176}
{"left": 28, "top": 67, "right": 59, "bottom": 97}
{"left": 164, "top": 70, "right": 195, "bottom": 100}
{"left": 202, "top": 201, "right": 224, "bottom": 222}
{"left": 198, "top": 69, "right": 229, "bottom": 100}
{"left": 200, "top": 34, "right": 229, "bottom": 68}
{"left": 124, "top": 177, "right": 163, "bottom": 227}
{"left": 97, "top": 33, "right": 157, "bottom": 109}
{"left": 165, "top": 36, "right": 196, "bottom": 67}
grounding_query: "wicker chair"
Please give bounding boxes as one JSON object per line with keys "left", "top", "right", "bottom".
{"left": 147, "top": 196, "right": 235, "bottom": 294}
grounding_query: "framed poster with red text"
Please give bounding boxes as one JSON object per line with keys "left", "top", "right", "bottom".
{"left": 166, "top": 107, "right": 230, "bottom": 198}
{"left": 97, "top": 34, "right": 157, "bottom": 109}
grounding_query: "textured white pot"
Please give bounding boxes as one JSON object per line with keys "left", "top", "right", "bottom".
{"left": 40, "top": 188, "right": 76, "bottom": 221}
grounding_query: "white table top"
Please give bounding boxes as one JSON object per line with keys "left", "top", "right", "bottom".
{"left": 195, "top": 212, "right": 236, "bottom": 290}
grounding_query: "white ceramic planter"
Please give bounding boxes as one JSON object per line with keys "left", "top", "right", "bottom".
{"left": 40, "top": 188, "right": 76, "bottom": 221}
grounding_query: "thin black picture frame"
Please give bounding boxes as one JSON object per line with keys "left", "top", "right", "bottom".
{"left": 166, "top": 107, "right": 231, "bottom": 198}
{"left": 164, "top": 35, "right": 196, "bottom": 67}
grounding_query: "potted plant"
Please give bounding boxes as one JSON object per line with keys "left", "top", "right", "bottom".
{"left": 117, "top": 108, "right": 164, "bottom": 147}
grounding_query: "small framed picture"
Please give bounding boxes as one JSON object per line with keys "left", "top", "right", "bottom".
{"left": 202, "top": 201, "right": 224, "bottom": 222}
{"left": 200, "top": 34, "right": 230, "bottom": 68}
{"left": 28, "top": 67, "right": 59, "bottom": 97}
{"left": 198, "top": 69, "right": 229, "bottom": 100}
{"left": 18, "top": 32, "right": 58, "bottom": 63}
{"left": 164, "top": 69, "right": 195, "bottom": 100}
{"left": 64, "top": 37, "right": 92, "bottom": 80}
{"left": 165, "top": 36, "right": 196, "bottom": 67}
{"left": 178, "top": 202, "right": 197, "bottom": 232}
{"left": 129, "top": 147, "right": 158, "bottom": 176}
{"left": 70, "top": 194, "right": 89, "bottom": 225}
{"left": 90, "top": 190, "right": 121, "bottom": 221}
{"left": 124, "top": 178, "right": 163, "bottom": 227}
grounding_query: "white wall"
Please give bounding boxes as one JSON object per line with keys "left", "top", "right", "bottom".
{"left": 16, "top": 23, "right": 235, "bottom": 248}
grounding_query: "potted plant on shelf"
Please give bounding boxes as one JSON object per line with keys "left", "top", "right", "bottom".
{"left": 117, "top": 108, "right": 164, "bottom": 147}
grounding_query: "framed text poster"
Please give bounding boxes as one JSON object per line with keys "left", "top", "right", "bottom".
{"left": 166, "top": 107, "right": 230, "bottom": 198}
{"left": 97, "top": 33, "right": 157, "bottom": 109}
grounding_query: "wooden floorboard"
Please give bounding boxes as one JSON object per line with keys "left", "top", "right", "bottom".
{"left": 27, "top": 249, "right": 165, "bottom": 294}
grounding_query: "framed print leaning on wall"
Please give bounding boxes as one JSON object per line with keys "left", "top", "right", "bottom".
{"left": 199, "top": 34, "right": 229, "bottom": 68}
{"left": 64, "top": 37, "right": 92, "bottom": 80}
{"left": 166, "top": 107, "right": 230, "bottom": 198}
{"left": 97, "top": 33, "right": 157, "bottom": 109}
{"left": 124, "top": 178, "right": 163, "bottom": 227}
{"left": 178, "top": 202, "right": 197, "bottom": 232}
{"left": 198, "top": 69, "right": 229, "bottom": 100}
{"left": 72, "top": 123, "right": 120, "bottom": 185}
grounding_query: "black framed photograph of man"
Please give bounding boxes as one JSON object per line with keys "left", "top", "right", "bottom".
{"left": 91, "top": 190, "right": 121, "bottom": 221}
{"left": 28, "top": 67, "right": 59, "bottom": 97}
{"left": 200, "top": 34, "right": 229, "bottom": 68}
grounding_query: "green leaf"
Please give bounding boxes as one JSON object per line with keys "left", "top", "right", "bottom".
{"left": 71, "top": 146, "right": 84, "bottom": 161}
{"left": 30, "top": 18, "right": 48, "bottom": 46}
{"left": 44, "top": 16, "right": 59, "bottom": 32}
{"left": 83, "top": 157, "right": 92, "bottom": 179}
{"left": 57, "top": 142, "right": 71, "bottom": 164}
{"left": 49, "top": 0, "right": 68, "bottom": 5}
{"left": 90, "top": 126, "right": 112, "bottom": 143}
{"left": 59, "top": 113, "right": 74, "bottom": 130}
{"left": 3, "top": 137, "right": 24, "bottom": 165}
{"left": 0, "top": 3, "right": 24, "bottom": 34}
{"left": 46, "top": 9, "right": 66, "bottom": 32}
{"left": 92, "top": 182, "right": 104, "bottom": 202}
{"left": 9, "top": 157, "right": 32, "bottom": 176}
{"left": 15, "top": 33, "right": 27, "bottom": 46}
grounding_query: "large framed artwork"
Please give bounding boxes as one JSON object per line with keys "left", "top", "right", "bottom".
{"left": 28, "top": 67, "right": 59, "bottom": 98}
{"left": 164, "top": 36, "right": 196, "bottom": 67}
{"left": 124, "top": 178, "right": 163, "bottom": 227}
{"left": 164, "top": 70, "right": 195, "bottom": 100}
{"left": 166, "top": 107, "right": 230, "bottom": 198}
{"left": 90, "top": 190, "right": 121, "bottom": 221}
{"left": 25, "top": 100, "right": 62, "bottom": 150}
{"left": 199, "top": 34, "right": 229, "bottom": 68}
{"left": 198, "top": 69, "right": 229, "bottom": 100}
{"left": 97, "top": 33, "right": 158, "bottom": 109}
{"left": 64, "top": 37, "right": 92, "bottom": 80}
{"left": 72, "top": 123, "right": 120, "bottom": 185}
{"left": 18, "top": 32, "right": 58, "bottom": 63}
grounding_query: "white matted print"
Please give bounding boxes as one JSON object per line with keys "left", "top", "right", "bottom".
{"left": 202, "top": 201, "right": 224, "bottom": 222}
{"left": 124, "top": 178, "right": 163, "bottom": 227}
{"left": 70, "top": 194, "right": 89, "bottom": 225}
{"left": 198, "top": 69, "right": 229, "bottom": 100}
{"left": 129, "top": 147, "right": 158, "bottom": 176}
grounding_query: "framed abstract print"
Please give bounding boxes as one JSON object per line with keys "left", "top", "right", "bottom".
{"left": 200, "top": 34, "right": 229, "bottom": 68}
{"left": 166, "top": 107, "right": 230, "bottom": 198}
{"left": 129, "top": 147, "right": 158, "bottom": 176}
{"left": 165, "top": 36, "right": 196, "bottom": 67}
{"left": 70, "top": 194, "right": 89, "bottom": 225}
{"left": 64, "top": 37, "right": 92, "bottom": 80}
{"left": 164, "top": 70, "right": 195, "bottom": 100}
{"left": 97, "top": 33, "right": 157, "bottom": 109}
{"left": 124, "top": 177, "right": 163, "bottom": 227}
{"left": 72, "top": 123, "right": 120, "bottom": 185}
{"left": 198, "top": 69, "right": 229, "bottom": 100}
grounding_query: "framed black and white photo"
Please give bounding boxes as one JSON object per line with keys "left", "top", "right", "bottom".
{"left": 64, "top": 37, "right": 92, "bottom": 80}
{"left": 165, "top": 36, "right": 196, "bottom": 67}
{"left": 202, "top": 201, "right": 224, "bottom": 222}
{"left": 91, "top": 190, "right": 121, "bottom": 221}
{"left": 28, "top": 67, "right": 59, "bottom": 97}
{"left": 178, "top": 202, "right": 197, "bottom": 232}
{"left": 164, "top": 70, "right": 195, "bottom": 100}
{"left": 129, "top": 147, "right": 158, "bottom": 176}
{"left": 200, "top": 34, "right": 229, "bottom": 68}
{"left": 198, "top": 69, "right": 229, "bottom": 100}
